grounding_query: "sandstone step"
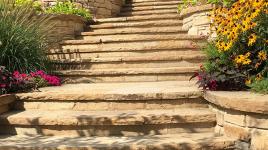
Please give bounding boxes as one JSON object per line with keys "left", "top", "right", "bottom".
{"left": 90, "top": 19, "right": 182, "bottom": 29}
{"left": 81, "top": 26, "right": 187, "bottom": 36}
{"left": 119, "top": 9, "right": 178, "bottom": 16}
{"left": 0, "top": 133, "right": 237, "bottom": 150}
{"left": 96, "top": 14, "right": 180, "bottom": 23}
{"left": 57, "top": 66, "right": 198, "bottom": 83}
{"left": 125, "top": 1, "right": 181, "bottom": 7}
{"left": 57, "top": 40, "right": 198, "bottom": 53}
{"left": 48, "top": 50, "right": 203, "bottom": 63}
{"left": 121, "top": 4, "right": 178, "bottom": 12}
{"left": 77, "top": 34, "right": 205, "bottom": 43}
{"left": 0, "top": 108, "right": 215, "bottom": 136}
{"left": 51, "top": 54, "right": 204, "bottom": 70}
{"left": 131, "top": 0, "right": 182, "bottom": 4}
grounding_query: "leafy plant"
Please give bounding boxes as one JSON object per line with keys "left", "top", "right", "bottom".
{"left": 0, "top": 0, "right": 53, "bottom": 73}
{"left": 249, "top": 78, "right": 268, "bottom": 94}
{"left": 15, "top": 0, "right": 43, "bottom": 12}
{"left": 45, "top": 0, "right": 91, "bottom": 20}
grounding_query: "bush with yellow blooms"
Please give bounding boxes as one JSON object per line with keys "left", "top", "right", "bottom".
{"left": 192, "top": 0, "right": 268, "bottom": 92}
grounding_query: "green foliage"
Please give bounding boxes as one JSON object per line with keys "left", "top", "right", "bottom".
{"left": 0, "top": 0, "right": 53, "bottom": 73}
{"left": 15, "top": 0, "right": 43, "bottom": 12}
{"left": 45, "top": 1, "right": 91, "bottom": 20}
{"left": 249, "top": 79, "right": 268, "bottom": 94}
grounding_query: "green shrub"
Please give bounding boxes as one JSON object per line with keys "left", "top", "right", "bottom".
{"left": 0, "top": 0, "right": 53, "bottom": 73}
{"left": 15, "top": 0, "right": 43, "bottom": 12}
{"left": 45, "top": 1, "right": 91, "bottom": 20}
{"left": 249, "top": 79, "right": 268, "bottom": 94}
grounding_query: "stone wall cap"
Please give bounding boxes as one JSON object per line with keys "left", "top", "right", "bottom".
{"left": 204, "top": 91, "right": 268, "bottom": 114}
{"left": 180, "top": 4, "right": 213, "bottom": 18}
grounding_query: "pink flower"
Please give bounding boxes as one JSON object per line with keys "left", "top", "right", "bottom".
{"left": 0, "top": 84, "right": 6, "bottom": 88}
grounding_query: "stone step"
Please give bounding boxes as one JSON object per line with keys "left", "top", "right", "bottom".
{"left": 57, "top": 66, "right": 198, "bottom": 83}
{"left": 76, "top": 34, "right": 205, "bottom": 43}
{"left": 0, "top": 133, "right": 237, "bottom": 150}
{"left": 57, "top": 40, "right": 198, "bottom": 53}
{"left": 96, "top": 14, "right": 180, "bottom": 23}
{"left": 50, "top": 54, "right": 204, "bottom": 70}
{"left": 125, "top": 1, "right": 181, "bottom": 7}
{"left": 81, "top": 26, "right": 187, "bottom": 36}
{"left": 13, "top": 81, "right": 207, "bottom": 111}
{"left": 119, "top": 9, "right": 178, "bottom": 16}
{"left": 90, "top": 19, "right": 182, "bottom": 29}
{"left": 131, "top": 0, "right": 182, "bottom": 4}
{"left": 0, "top": 108, "right": 215, "bottom": 136}
{"left": 121, "top": 4, "right": 178, "bottom": 12}
{"left": 48, "top": 50, "right": 203, "bottom": 62}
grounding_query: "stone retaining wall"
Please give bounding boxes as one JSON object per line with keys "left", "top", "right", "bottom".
{"left": 205, "top": 91, "right": 268, "bottom": 150}
{"left": 180, "top": 4, "right": 214, "bottom": 37}
{"left": 41, "top": 0, "right": 124, "bottom": 18}
{"left": 0, "top": 95, "right": 16, "bottom": 115}
{"left": 47, "top": 14, "right": 86, "bottom": 48}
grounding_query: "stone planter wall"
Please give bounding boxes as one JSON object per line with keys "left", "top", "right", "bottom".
{"left": 180, "top": 4, "right": 214, "bottom": 37}
{"left": 41, "top": 0, "right": 124, "bottom": 18}
{"left": 47, "top": 14, "right": 86, "bottom": 48}
{"left": 205, "top": 91, "right": 268, "bottom": 150}
{"left": 0, "top": 95, "right": 16, "bottom": 115}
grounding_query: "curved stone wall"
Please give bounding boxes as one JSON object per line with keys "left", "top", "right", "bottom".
{"left": 41, "top": 0, "right": 124, "bottom": 19}
{"left": 205, "top": 91, "right": 268, "bottom": 150}
{"left": 180, "top": 4, "right": 214, "bottom": 37}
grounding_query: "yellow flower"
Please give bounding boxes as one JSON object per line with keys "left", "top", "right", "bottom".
{"left": 245, "top": 78, "right": 252, "bottom": 85}
{"left": 234, "top": 52, "right": 251, "bottom": 65}
{"left": 258, "top": 51, "right": 267, "bottom": 61}
{"left": 256, "top": 73, "right": 263, "bottom": 81}
{"left": 248, "top": 33, "right": 257, "bottom": 46}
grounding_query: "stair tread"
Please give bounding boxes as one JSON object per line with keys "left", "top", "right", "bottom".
{"left": 15, "top": 81, "right": 201, "bottom": 101}
{"left": 64, "top": 34, "right": 205, "bottom": 44}
{"left": 122, "top": 4, "right": 178, "bottom": 11}
{"left": 90, "top": 19, "right": 182, "bottom": 29}
{"left": 51, "top": 53, "right": 205, "bottom": 63}
{"left": 125, "top": 1, "right": 181, "bottom": 7}
{"left": 96, "top": 14, "right": 181, "bottom": 23}
{"left": 0, "top": 133, "right": 236, "bottom": 149}
{"left": 57, "top": 66, "right": 199, "bottom": 75}
{"left": 0, "top": 108, "right": 215, "bottom": 126}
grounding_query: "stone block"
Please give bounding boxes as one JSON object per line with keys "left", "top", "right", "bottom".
{"left": 251, "top": 130, "right": 268, "bottom": 150}
{"left": 246, "top": 114, "right": 268, "bottom": 129}
{"left": 224, "top": 122, "right": 251, "bottom": 141}
{"left": 224, "top": 110, "right": 246, "bottom": 127}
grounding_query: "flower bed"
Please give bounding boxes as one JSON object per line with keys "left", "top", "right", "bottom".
{"left": 0, "top": 66, "right": 61, "bottom": 96}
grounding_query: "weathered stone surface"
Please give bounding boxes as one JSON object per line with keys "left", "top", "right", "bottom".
{"left": 0, "top": 133, "right": 236, "bottom": 150}
{"left": 246, "top": 114, "right": 268, "bottom": 129}
{"left": 205, "top": 91, "right": 268, "bottom": 114}
{"left": 224, "top": 123, "right": 251, "bottom": 141}
{"left": 0, "top": 95, "right": 16, "bottom": 115}
{"left": 251, "top": 130, "right": 268, "bottom": 150}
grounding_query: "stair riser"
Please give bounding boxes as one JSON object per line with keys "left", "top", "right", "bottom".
{"left": 79, "top": 34, "right": 204, "bottom": 42}
{"left": 0, "top": 123, "right": 215, "bottom": 137}
{"left": 125, "top": 1, "right": 181, "bottom": 7}
{"left": 52, "top": 61, "right": 202, "bottom": 70}
{"left": 90, "top": 21, "right": 182, "bottom": 29}
{"left": 59, "top": 41, "right": 198, "bottom": 53}
{"left": 61, "top": 74, "right": 196, "bottom": 83}
{"left": 120, "top": 9, "right": 178, "bottom": 16}
{"left": 13, "top": 98, "right": 208, "bottom": 111}
{"left": 96, "top": 14, "right": 181, "bottom": 23}
{"left": 47, "top": 50, "right": 203, "bottom": 60}
{"left": 121, "top": 5, "right": 178, "bottom": 12}
{"left": 81, "top": 27, "right": 187, "bottom": 36}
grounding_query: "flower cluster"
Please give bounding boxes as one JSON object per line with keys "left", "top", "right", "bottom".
{"left": 0, "top": 66, "right": 61, "bottom": 95}
{"left": 196, "top": 0, "right": 268, "bottom": 91}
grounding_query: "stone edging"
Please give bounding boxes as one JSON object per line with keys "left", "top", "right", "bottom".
{"left": 180, "top": 4, "right": 213, "bottom": 18}
{"left": 204, "top": 91, "right": 268, "bottom": 114}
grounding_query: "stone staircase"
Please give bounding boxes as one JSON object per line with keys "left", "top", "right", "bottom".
{"left": 0, "top": 0, "right": 237, "bottom": 149}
